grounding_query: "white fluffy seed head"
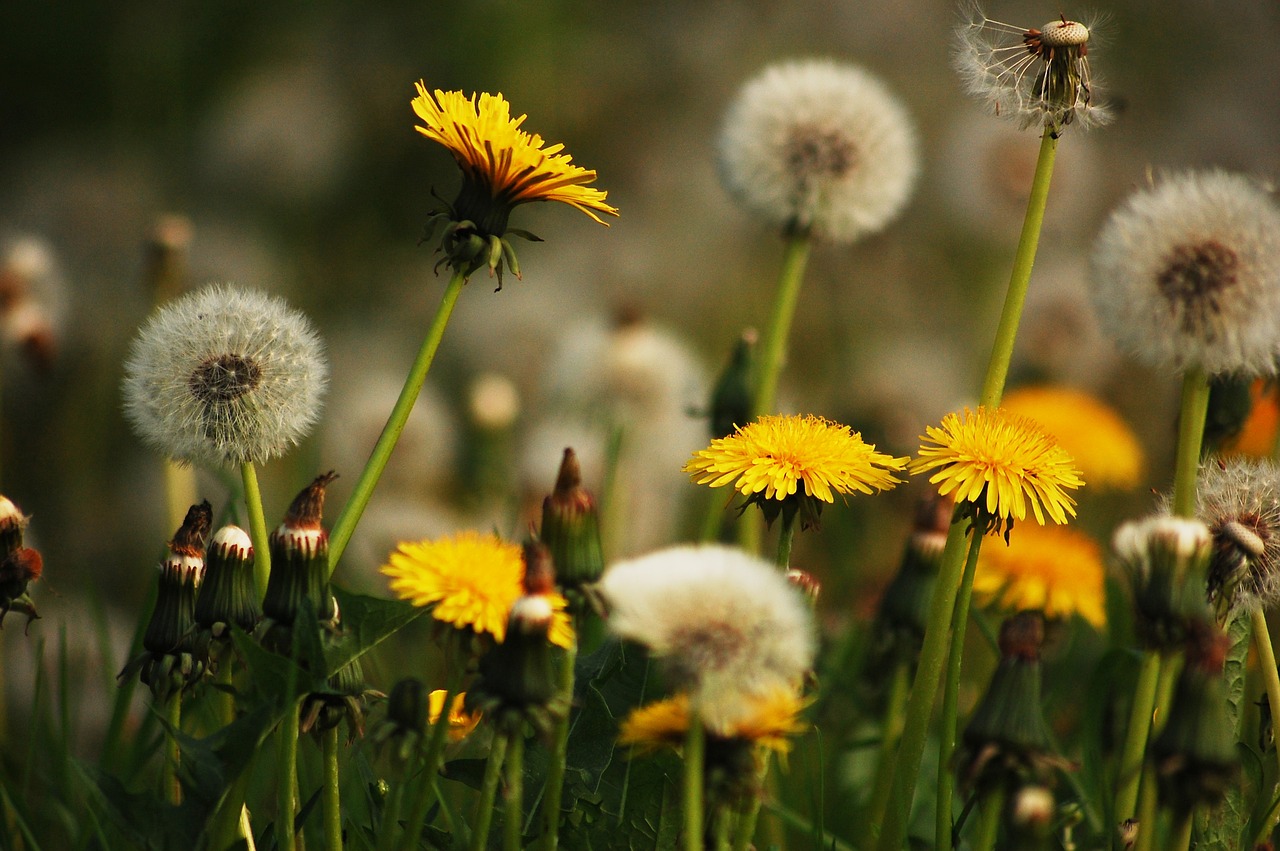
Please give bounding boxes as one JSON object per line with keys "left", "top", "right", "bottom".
{"left": 1089, "top": 171, "right": 1280, "bottom": 376}
{"left": 717, "top": 58, "right": 919, "bottom": 244}
{"left": 122, "top": 285, "right": 328, "bottom": 467}
{"left": 598, "top": 543, "right": 815, "bottom": 729}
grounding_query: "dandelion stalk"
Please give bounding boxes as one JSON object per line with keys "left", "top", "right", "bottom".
{"left": 865, "top": 661, "right": 911, "bottom": 826}
{"left": 277, "top": 698, "right": 301, "bottom": 851}
{"left": 1171, "top": 368, "right": 1211, "bottom": 517}
{"left": 1250, "top": 608, "right": 1280, "bottom": 837}
{"left": 775, "top": 510, "right": 797, "bottom": 568}
{"left": 504, "top": 728, "right": 525, "bottom": 851}
{"left": 542, "top": 635, "right": 578, "bottom": 850}
{"left": 753, "top": 232, "right": 811, "bottom": 419}
{"left": 1112, "top": 651, "right": 1162, "bottom": 839}
{"left": 163, "top": 692, "right": 182, "bottom": 805}
{"left": 329, "top": 266, "right": 467, "bottom": 573}
{"left": 470, "top": 731, "right": 510, "bottom": 851}
{"left": 241, "top": 461, "right": 271, "bottom": 596}
{"left": 397, "top": 670, "right": 464, "bottom": 851}
{"left": 322, "top": 725, "right": 342, "bottom": 851}
{"left": 731, "top": 752, "right": 771, "bottom": 851}
{"left": 971, "top": 787, "right": 1005, "bottom": 851}
{"left": 684, "top": 709, "right": 706, "bottom": 851}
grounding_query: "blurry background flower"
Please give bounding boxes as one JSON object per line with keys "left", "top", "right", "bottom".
{"left": 974, "top": 522, "right": 1106, "bottom": 627}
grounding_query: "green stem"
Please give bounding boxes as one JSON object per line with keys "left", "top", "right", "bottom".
{"left": 210, "top": 773, "right": 253, "bottom": 851}
{"left": 731, "top": 752, "right": 770, "bottom": 851}
{"left": 698, "top": 487, "right": 728, "bottom": 543}
{"left": 713, "top": 803, "right": 733, "bottom": 851}
{"left": 873, "top": 520, "right": 970, "bottom": 851}
{"left": 164, "top": 692, "right": 182, "bottom": 805}
{"left": 1251, "top": 609, "right": 1280, "bottom": 839}
{"left": 762, "top": 801, "right": 856, "bottom": 851}
{"left": 241, "top": 461, "right": 271, "bottom": 598}
{"left": 397, "top": 669, "right": 465, "bottom": 851}
{"left": 775, "top": 511, "right": 797, "bottom": 568}
{"left": 971, "top": 787, "right": 1005, "bottom": 851}
{"left": 504, "top": 728, "right": 525, "bottom": 851}
{"left": 1171, "top": 368, "right": 1210, "bottom": 517}
{"left": 278, "top": 698, "right": 301, "bottom": 851}
{"left": 753, "top": 232, "right": 812, "bottom": 419}
{"left": 1134, "top": 659, "right": 1180, "bottom": 851}
{"left": 865, "top": 662, "right": 911, "bottom": 826}
{"left": 1112, "top": 652, "right": 1161, "bottom": 846}
{"left": 1170, "top": 810, "right": 1193, "bottom": 851}
{"left": 685, "top": 709, "right": 706, "bottom": 851}
{"left": 323, "top": 725, "right": 343, "bottom": 851}
{"left": 470, "top": 732, "right": 510, "bottom": 851}
{"left": 542, "top": 635, "right": 578, "bottom": 850}
{"left": 936, "top": 533, "right": 985, "bottom": 850}
{"left": 328, "top": 267, "right": 468, "bottom": 575}
{"left": 978, "top": 130, "right": 1059, "bottom": 408}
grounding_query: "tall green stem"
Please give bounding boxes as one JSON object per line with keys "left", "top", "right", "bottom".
{"left": 978, "top": 131, "right": 1059, "bottom": 409}
{"left": 470, "top": 732, "right": 510, "bottom": 851}
{"left": 164, "top": 692, "right": 182, "bottom": 805}
{"left": 684, "top": 710, "right": 706, "bottom": 851}
{"left": 936, "top": 534, "right": 984, "bottom": 851}
{"left": 504, "top": 728, "right": 525, "bottom": 851}
{"left": 753, "top": 232, "right": 812, "bottom": 419}
{"left": 1251, "top": 609, "right": 1280, "bottom": 839}
{"left": 971, "top": 787, "right": 1005, "bottom": 851}
{"left": 873, "top": 522, "right": 968, "bottom": 851}
{"left": 775, "top": 511, "right": 797, "bottom": 568}
{"left": 731, "top": 753, "right": 771, "bottom": 851}
{"left": 543, "top": 636, "right": 578, "bottom": 850}
{"left": 1134, "top": 659, "right": 1180, "bottom": 851}
{"left": 397, "top": 669, "right": 465, "bottom": 851}
{"left": 1112, "top": 651, "right": 1161, "bottom": 844}
{"left": 323, "top": 725, "right": 343, "bottom": 851}
{"left": 865, "top": 662, "right": 911, "bottom": 827}
{"left": 329, "top": 267, "right": 468, "bottom": 574}
{"left": 278, "top": 698, "right": 301, "bottom": 851}
{"left": 1171, "top": 368, "right": 1210, "bottom": 517}
{"left": 241, "top": 461, "right": 271, "bottom": 598}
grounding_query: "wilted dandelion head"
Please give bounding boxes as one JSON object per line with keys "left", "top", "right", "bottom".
{"left": 122, "top": 285, "right": 327, "bottom": 467}
{"left": 954, "top": 5, "right": 1110, "bottom": 132}
{"left": 1196, "top": 458, "right": 1280, "bottom": 616}
{"left": 718, "top": 59, "right": 919, "bottom": 243}
{"left": 1090, "top": 171, "right": 1280, "bottom": 376}
{"left": 599, "top": 544, "right": 814, "bottom": 728}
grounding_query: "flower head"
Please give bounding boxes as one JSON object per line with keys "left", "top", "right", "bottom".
{"left": 718, "top": 59, "right": 919, "bottom": 243}
{"left": 684, "top": 414, "right": 907, "bottom": 529}
{"left": 911, "top": 407, "right": 1084, "bottom": 539}
{"left": 1196, "top": 458, "right": 1280, "bottom": 617}
{"left": 599, "top": 544, "right": 815, "bottom": 728}
{"left": 428, "top": 689, "right": 482, "bottom": 742}
{"left": 1001, "top": 385, "right": 1143, "bottom": 490}
{"left": 619, "top": 687, "right": 809, "bottom": 753}
{"left": 381, "top": 530, "right": 571, "bottom": 645}
{"left": 975, "top": 523, "right": 1105, "bottom": 627}
{"left": 954, "top": 6, "right": 1110, "bottom": 132}
{"left": 412, "top": 83, "right": 617, "bottom": 285}
{"left": 1089, "top": 171, "right": 1280, "bottom": 376}
{"left": 122, "top": 285, "right": 327, "bottom": 467}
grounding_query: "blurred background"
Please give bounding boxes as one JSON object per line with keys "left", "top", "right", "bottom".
{"left": 1, "top": 0, "right": 1278, "bottom": 746}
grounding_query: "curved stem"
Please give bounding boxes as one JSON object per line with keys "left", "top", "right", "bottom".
{"left": 1251, "top": 608, "right": 1280, "bottom": 839}
{"left": 241, "top": 461, "right": 271, "bottom": 598}
{"left": 329, "top": 267, "right": 468, "bottom": 575}
{"left": 1171, "top": 368, "right": 1210, "bottom": 518}
{"left": 684, "top": 709, "right": 706, "bottom": 851}
{"left": 753, "top": 232, "right": 812, "bottom": 419}
{"left": 323, "top": 725, "right": 342, "bottom": 851}
{"left": 542, "top": 635, "right": 578, "bottom": 850}
{"left": 978, "top": 131, "right": 1059, "bottom": 408}
{"left": 504, "top": 728, "right": 525, "bottom": 851}
{"left": 936, "top": 533, "right": 984, "bottom": 850}
{"left": 470, "top": 732, "right": 510, "bottom": 851}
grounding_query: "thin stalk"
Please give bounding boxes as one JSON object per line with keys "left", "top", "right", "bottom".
{"left": 277, "top": 697, "right": 301, "bottom": 851}
{"left": 872, "top": 521, "right": 969, "bottom": 851}
{"left": 1171, "top": 368, "right": 1210, "bottom": 517}
{"left": 971, "top": 787, "right": 1005, "bottom": 851}
{"left": 713, "top": 803, "right": 733, "bottom": 851}
{"left": 1112, "top": 652, "right": 1161, "bottom": 846}
{"left": 397, "top": 669, "right": 465, "bottom": 851}
{"left": 1251, "top": 608, "right": 1280, "bottom": 838}
{"left": 731, "top": 752, "right": 770, "bottom": 851}
{"left": 470, "top": 732, "right": 510, "bottom": 851}
{"left": 978, "top": 130, "right": 1059, "bottom": 409}
{"left": 1134, "top": 659, "right": 1181, "bottom": 851}
{"left": 504, "top": 729, "right": 525, "bottom": 851}
{"left": 164, "top": 692, "right": 182, "bottom": 805}
{"left": 329, "top": 267, "right": 468, "bottom": 574}
{"left": 865, "top": 662, "right": 911, "bottom": 826}
{"left": 241, "top": 461, "right": 271, "bottom": 598}
{"left": 1170, "top": 810, "right": 1193, "bottom": 851}
{"left": 753, "top": 232, "right": 813, "bottom": 419}
{"left": 323, "top": 725, "right": 342, "bottom": 851}
{"left": 684, "top": 710, "right": 706, "bottom": 851}
{"left": 698, "top": 488, "right": 728, "bottom": 543}
{"left": 936, "top": 533, "right": 984, "bottom": 851}
{"left": 210, "top": 773, "right": 254, "bottom": 851}
{"left": 542, "top": 635, "right": 578, "bottom": 850}
{"left": 775, "top": 511, "right": 797, "bottom": 568}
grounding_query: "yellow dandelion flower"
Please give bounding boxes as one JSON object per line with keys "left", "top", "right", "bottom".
{"left": 427, "top": 689, "right": 483, "bottom": 742}
{"left": 974, "top": 523, "right": 1106, "bottom": 627}
{"left": 1001, "top": 386, "right": 1143, "bottom": 490}
{"left": 684, "top": 414, "right": 906, "bottom": 527}
{"left": 911, "top": 407, "right": 1084, "bottom": 536}
{"left": 619, "top": 688, "right": 809, "bottom": 755}
{"left": 382, "top": 531, "right": 523, "bottom": 641}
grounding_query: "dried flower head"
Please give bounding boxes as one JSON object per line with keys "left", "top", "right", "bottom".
{"left": 975, "top": 522, "right": 1106, "bottom": 627}
{"left": 1090, "top": 171, "right": 1280, "bottom": 376}
{"left": 911, "top": 407, "right": 1084, "bottom": 539}
{"left": 413, "top": 83, "right": 618, "bottom": 285}
{"left": 599, "top": 544, "right": 815, "bottom": 728}
{"left": 718, "top": 59, "right": 919, "bottom": 243}
{"left": 954, "top": 5, "right": 1110, "bottom": 132}
{"left": 122, "top": 285, "right": 327, "bottom": 467}
{"left": 1001, "top": 385, "right": 1143, "bottom": 490}
{"left": 1195, "top": 458, "right": 1280, "bottom": 616}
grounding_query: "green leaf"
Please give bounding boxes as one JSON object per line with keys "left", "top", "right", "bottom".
{"left": 323, "top": 588, "right": 426, "bottom": 677}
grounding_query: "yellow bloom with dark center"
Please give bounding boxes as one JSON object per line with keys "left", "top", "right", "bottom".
{"left": 412, "top": 83, "right": 619, "bottom": 227}
{"left": 974, "top": 523, "right": 1106, "bottom": 627}
{"left": 427, "top": 689, "right": 483, "bottom": 742}
{"left": 382, "top": 531, "right": 574, "bottom": 646}
{"left": 1002, "top": 386, "right": 1143, "bottom": 490}
{"left": 619, "top": 688, "right": 809, "bottom": 754}
{"left": 911, "top": 407, "right": 1084, "bottom": 533}
{"left": 684, "top": 414, "right": 906, "bottom": 503}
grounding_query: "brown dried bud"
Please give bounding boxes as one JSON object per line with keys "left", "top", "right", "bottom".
{"left": 170, "top": 500, "right": 213, "bottom": 557}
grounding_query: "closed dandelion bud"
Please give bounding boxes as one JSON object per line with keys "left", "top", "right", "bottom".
{"left": 872, "top": 493, "right": 953, "bottom": 666}
{"left": 372, "top": 678, "right": 429, "bottom": 762}
{"left": 0, "top": 495, "right": 30, "bottom": 558}
{"left": 709, "top": 330, "right": 756, "bottom": 439}
{"left": 467, "top": 594, "right": 563, "bottom": 735}
{"left": 0, "top": 546, "right": 43, "bottom": 629}
{"left": 300, "top": 635, "right": 380, "bottom": 742}
{"left": 137, "top": 552, "right": 204, "bottom": 699}
{"left": 194, "top": 525, "right": 261, "bottom": 639}
{"left": 539, "top": 448, "right": 603, "bottom": 590}
{"left": 262, "top": 472, "right": 338, "bottom": 631}
{"left": 1112, "top": 515, "right": 1213, "bottom": 650}
{"left": 1151, "top": 620, "right": 1239, "bottom": 813}
{"left": 1008, "top": 784, "right": 1056, "bottom": 849}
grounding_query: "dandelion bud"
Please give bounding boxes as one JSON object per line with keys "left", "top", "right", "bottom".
{"left": 300, "top": 646, "right": 377, "bottom": 741}
{"left": 134, "top": 552, "right": 204, "bottom": 700}
{"left": 0, "top": 547, "right": 43, "bottom": 629}
{"left": 170, "top": 499, "right": 213, "bottom": 557}
{"left": 871, "top": 493, "right": 953, "bottom": 667}
{"left": 467, "top": 596, "right": 563, "bottom": 735}
{"left": 520, "top": 539, "right": 557, "bottom": 598}
{"left": 1116, "top": 819, "right": 1140, "bottom": 849}
{"left": 709, "top": 330, "right": 756, "bottom": 440}
{"left": 539, "top": 448, "right": 604, "bottom": 591}
{"left": 194, "top": 525, "right": 261, "bottom": 641}
{"left": 0, "top": 495, "right": 31, "bottom": 557}
{"left": 262, "top": 472, "right": 339, "bottom": 639}
{"left": 1113, "top": 515, "right": 1213, "bottom": 651}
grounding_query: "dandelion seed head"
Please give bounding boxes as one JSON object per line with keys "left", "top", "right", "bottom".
{"left": 717, "top": 59, "right": 919, "bottom": 243}
{"left": 1196, "top": 458, "right": 1280, "bottom": 614}
{"left": 121, "top": 285, "right": 327, "bottom": 467}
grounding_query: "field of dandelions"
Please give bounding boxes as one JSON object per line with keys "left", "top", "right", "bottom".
{"left": 4, "top": 1, "right": 1280, "bottom": 850}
